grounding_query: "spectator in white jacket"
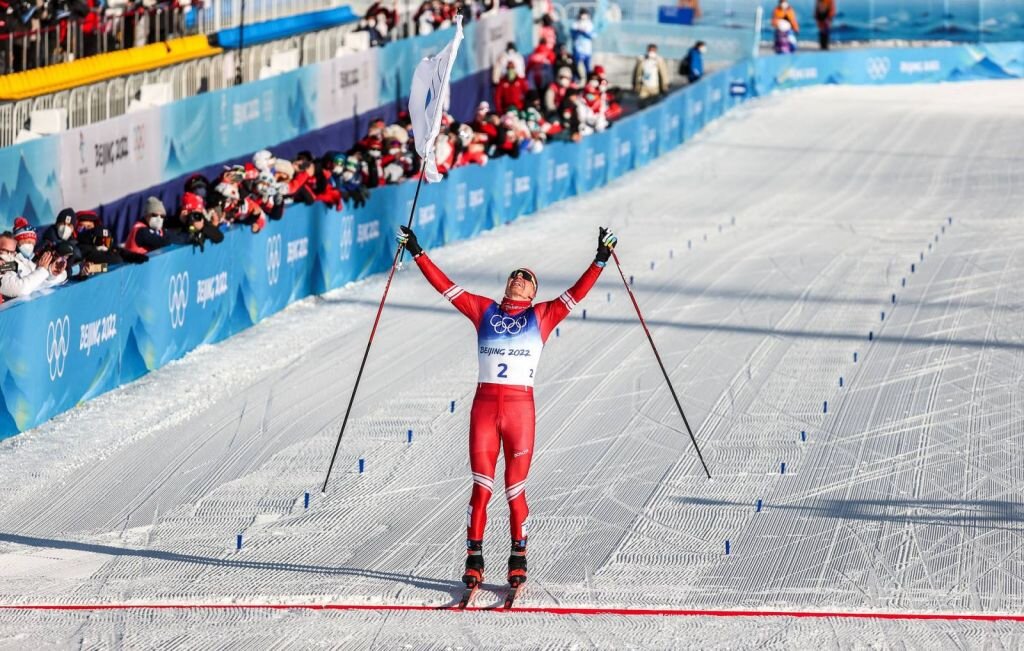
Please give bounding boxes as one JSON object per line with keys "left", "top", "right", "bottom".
{"left": 0, "top": 231, "right": 68, "bottom": 300}
{"left": 492, "top": 41, "right": 526, "bottom": 85}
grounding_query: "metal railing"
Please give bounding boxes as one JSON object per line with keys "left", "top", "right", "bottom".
{"left": 0, "top": 0, "right": 344, "bottom": 75}
{"left": 0, "top": 19, "right": 357, "bottom": 146}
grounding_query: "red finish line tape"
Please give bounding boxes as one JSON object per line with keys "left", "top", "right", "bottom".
{"left": 1, "top": 604, "right": 1023, "bottom": 621}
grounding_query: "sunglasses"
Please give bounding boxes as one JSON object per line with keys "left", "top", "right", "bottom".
{"left": 508, "top": 269, "right": 535, "bottom": 284}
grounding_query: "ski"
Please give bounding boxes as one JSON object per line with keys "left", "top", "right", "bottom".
{"left": 501, "top": 584, "right": 521, "bottom": 609}
{"left": 457, "top": 582, "right": 480, "bottom": 609}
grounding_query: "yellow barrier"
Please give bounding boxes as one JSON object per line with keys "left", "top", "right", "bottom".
{"left": 0, "top": 35, "right": 221, "bottom": 100}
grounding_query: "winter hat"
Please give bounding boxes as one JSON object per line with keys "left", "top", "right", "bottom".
{"left": 274, "top": 160, "right": 295, "bottom": 180}
{"left": 12, "top": 217, "right": 36, "bottom": 243}
{"left": 55, "top": 208, "right": 76, "bottom": 226}
{"left": 253, "top": 149, "right": 276, "bottom": 171}
{"left": 75, "top": 210, "right": 100, "bottom": 231}
{"left": 144, "top": 196, "right": 166, "bottom": 216}
{"left": 181, "top": 192, "right": 205, "bottom": 213}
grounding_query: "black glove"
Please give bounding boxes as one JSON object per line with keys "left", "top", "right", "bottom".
{"left": 595, "top": 226, "right": 617, "bottom": 263}
{"left": 396, "top": 225, "right": 422, "bottom": 256}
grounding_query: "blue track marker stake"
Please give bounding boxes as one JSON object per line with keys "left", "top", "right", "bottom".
{"left": 869, "top": 331, "right": 874, "bottom": 341}
{"left": 781, "top": 462, "right": 787, "bottom": 474}
{"left": 911, "top": 263, "right": 916, "bottom": 273}
{"left": 650, "top": 261, "right": 655, "bottom": 270}
{"left": 703, "top": 233, "right": 708, "bottom": 241}
{"left": 854, "top": 352, "right": 858, "bottom": 362}
{"left": 935, "top": 234, "right": 939, "bottom": 242}
{"left": 236, "top": 534, "right": 243, "bottom": 550}
{"left": 304, "top": 492, "right": 310, "bottom": 509}
{"left": 731, "top": 215, "right": 736, "bottom": 225}
{"left": 407, "top": 429, "right": 413, "bottom": 444}
{"left": 756, "top": 499, "right": 762, "bottom": 512}
{"left": 920, "top": 252, "right": 924, "bottom": 261}
{"left": 881, "top": 311, "right": 885, "bottom": 321}
{"left": 902, "top": 277, "right": 906, "bottom": 287}
{"left": 358, "top": 457, "right": 365, "bottom": 473}
{"left": 555, "top": 327, "right": 560, "bottom": 337}
{"left": 948, "top": 216, "right": 953, "bottom": 225}
{"left": 891, "top": 294, "right": 896, "bottom": 304}
{"left": 839, "top": 377, "right": 844, "bottom": 388}
{"left": 607, "top": 292, "right": 611, "bottom": 302}
{"left": 688, "top": 240, "right": 692, "bottom": 249}
{"left": 800, "top": 430, "right": 806, "bottom": 442}
{"left": 928, "top": 243, "right": 932, "bottom": 251}
{"left": 823, "top": 401, "right": 828, "bottom": 414}
{"left": 669, "top": 249, "right": 674, "bottom": 259}
{"left": 450, "top": 400, "right": 455, "bottom": 413}
{"left": 941, "top": 226, "right": 945, "bottom": 234}
{"left": 725, "top": 540, "right": 731, "bottom": 555}
{"left": 718, "top": 224, "right": 723, "bottom": 233}
{"left": 582, "top": 309, "right": 587, "bottom": 320}
{"left": 629, "top": 275, "right": 634, "bottom": 286}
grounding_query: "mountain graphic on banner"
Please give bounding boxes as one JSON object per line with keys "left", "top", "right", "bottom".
{"left": 288, "top": 79, "right": 314, "bottom": 134}
{"left": 165, "top": 140, "right": 186, "bottom": 178}
{"left": 949, "top": 55, "right": 1018, "bottom": 81}
{"left": 3, "top": 156, "right": 55, "bottom": 229}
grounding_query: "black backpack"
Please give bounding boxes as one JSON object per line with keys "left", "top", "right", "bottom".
{"left": 679, "top": 51, "right": 692, "bottom": 77}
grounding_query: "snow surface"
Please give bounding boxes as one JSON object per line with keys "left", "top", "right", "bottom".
{"left": 2, "top": 80, "right": 1024, "bottom": 648}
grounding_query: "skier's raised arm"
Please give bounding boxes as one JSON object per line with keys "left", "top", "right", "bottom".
{"left": 534, "top": 227, "right": 617, "bottom": 340}
{"left": 398, "top": 226, "right": 493, "bottom": 326}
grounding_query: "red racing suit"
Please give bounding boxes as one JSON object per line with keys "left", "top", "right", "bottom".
{"left": 414, "top": 252, "right": 603, "bottom": 545}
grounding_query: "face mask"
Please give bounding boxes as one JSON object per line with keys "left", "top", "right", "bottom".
{"left": 58, "top": 224, "right": 73, "bottom": 240}
{"left": 148, "top": 216, "right": 164, "bottom": 230}
{"left": 700, "top": 46, "right": 707, "bottom": 54}
{"left": 18, "top": 243, "right": 34, "bottom": 257}
{"left": 333, "top": 164, "right": 344, "bottom": 175}
{"left": 96, "top": 245, "right": 109, "bottom": 252}
{"left": 559, "top": 78, "right": 570, "bottom": 87}
{"left": 342, "top": 170, "right": 355, "bottom": 181}
{"left": 0, "top": 250, "right": 15, "bottom": 263}
{"left": 647, "top": 51, "right": 656, "bottom": 58}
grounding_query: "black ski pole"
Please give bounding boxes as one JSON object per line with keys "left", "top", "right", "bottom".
{"left": 610, "top": 250, "right": 712, "bottom": 480}
{"left": 321, "top": 163, "right": 427, "bottom": 493}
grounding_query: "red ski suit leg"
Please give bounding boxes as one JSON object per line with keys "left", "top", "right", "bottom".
{"left": 467, "top": 383, "right": 535, "bottom": 543}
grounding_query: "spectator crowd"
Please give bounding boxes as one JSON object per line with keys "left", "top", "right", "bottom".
{"left": 1, "top": 0, "right": 192, "bottom": 73}
{"left": 2, "top": 2, "right": 712, "bottom": 306}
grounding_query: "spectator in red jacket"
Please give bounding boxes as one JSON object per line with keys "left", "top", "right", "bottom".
{"left": 526, "top": 38, "right": 557, "bottom": 91}
{"left": 494, "top": 62, "right": 529, "bottom": 115}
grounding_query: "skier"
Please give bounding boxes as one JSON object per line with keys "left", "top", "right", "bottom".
{"left": 396, "top": 225, "right": 618, "bottom": 589}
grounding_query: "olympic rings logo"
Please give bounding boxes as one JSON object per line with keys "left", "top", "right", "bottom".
{"left": 489, "top": 314, "right": 527, "bottom": 336}
{"left": 866, "top": 57, "right": 891, "bottom": 81}
{"left": 46, "top": 315, "right": 70, "bottom": 380}
{"left": 266, "top": 234, "right": 282, "bottom": 286}
{"left": 168, "top": 272, "right": 190, "bottom": 329}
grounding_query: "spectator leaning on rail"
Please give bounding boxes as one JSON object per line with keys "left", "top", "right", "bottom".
{"left": 815, "top": 0, "right": 836, "bottom": 50}
{"left": 633, "top": 43, "right": 670, "bottom": 107}
{"left": 123, "top": 197, "right": 189, "bottom": 255}
{"left": 679, "top": 40, "right": 706, "bottom": 84}
{"left": 0, "top": 231, "right": 68, "bottom": 300}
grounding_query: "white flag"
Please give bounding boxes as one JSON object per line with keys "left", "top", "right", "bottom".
{"left": 408, "top": 15, "right": 464, "bottom": 183}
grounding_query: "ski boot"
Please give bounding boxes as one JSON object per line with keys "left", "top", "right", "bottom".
{"left": 507, "top": 540, "right": 527, "bottom": 587}
{"left": 463, "top": 539, "right": 484, "bottom": 587}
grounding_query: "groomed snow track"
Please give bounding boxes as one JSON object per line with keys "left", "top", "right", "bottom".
{"left": 1, "top": 80, "right": 1023, "bottom": 648}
